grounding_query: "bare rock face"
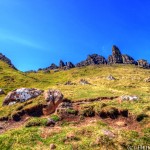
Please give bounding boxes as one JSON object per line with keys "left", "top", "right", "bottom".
{"left": 59, "top": 60, "right": 65, "bottom": 68}
{"left": 122, "top": 55, "right": 137, "bottom": 64}
{"left": 43, "top": 90, "right": 64, "bottom": 115}
{"left": 108, "top": 45, "right": 123, "bottom": 64}
{"left": 66, "top": 62, "right": 75, "bottom": 69}
{"left": 0, "top": 53, "right": 17, "bottom": 70}
{"left": 76, "top": 54, "right": 107, "bottom": 67}
{"left": 3, "top": 88, "right": 43, "bottom": 106}
{"left": 137, "top": 59, "right": 149, "bottom": 68}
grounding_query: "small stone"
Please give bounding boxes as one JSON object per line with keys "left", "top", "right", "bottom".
{"left": 115, "top": 121, "right": 127, "bottom": 127}
{"left": 50, "top": 144, "right": 56, "bottom": 150}
{"left": 107, "top": 75, "right": 116, "bottom": 80}
{"left": 46, "top": 118, "right": 55, "bottom": 127}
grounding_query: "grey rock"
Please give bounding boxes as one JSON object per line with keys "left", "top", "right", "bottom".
{"left": 3, "top": 88, "right": 43, "bottom": 106}
{"left": 76, "top": 54, "right": 107, "bottom": 67}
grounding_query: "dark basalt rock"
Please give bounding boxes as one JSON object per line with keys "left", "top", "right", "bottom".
{"left": 76, "top": 54, "right": 107, "bottom": 67}
{"left": 0, "top": 53, "right": 17, "bottom": 70}
{"left": 59, "top": 60, "right": 65, "bottom": 68}
{"left": 122, "top": 54, "right": 137, "bottom": 64}
{"left": 66, "top": 62, "right": 75, "bottom": 68}
{"left": 137, "top": 59, "right": 150, "bottom": 68}
{"left": 108, "top": 45, "right": 123, "bottom": 64}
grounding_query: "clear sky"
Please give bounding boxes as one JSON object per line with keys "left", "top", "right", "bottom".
{"left": 0, "top": 0, "right": 150, "bottom": 71}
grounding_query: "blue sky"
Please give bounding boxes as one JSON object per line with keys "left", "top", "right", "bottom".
{"left": 0, "top": 0, "right": 150, "bottom": 71}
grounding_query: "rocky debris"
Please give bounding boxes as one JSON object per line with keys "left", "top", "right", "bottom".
{"left": 3, "top": 88, "right": 43, "bottom": 106}
{"left": 50, "top": 144, "right": 56, "bottom": 150}
{"left": 0, "top": 53, "right": 17, "bottom": 70}
{"left": 144, "top": 77, "right": 150, "bottom": 82}
{"left": 108, "top": 45, "right": 123, "bottom": 64}
{"left": 0, "top": 126, "right": 3, "bottom": 130}
{"left": 102, "top": 130, "right": 115, "bottom": 138}
{"left": 76, "top": 54, "right": 107, "bottom": 67}
{"left": 46, "top": 118, "right": 55, "bottom": 127}
{"left": 0, "top": 89, "right": 4, "bottom": 95}
{"left": 80, "top": 79, "right": 90, "bottom": 85}
{"left": 64, "top": 81, "right": 75, "bottom": 85}
{"left": 59, "top": 60, "right": 65, "bottom": 68}
{"left": 137, "top": 59, "right": 150, "bottom": 68}
{"left": 122, "top": 54, "right": 137, "bottom": 64}
{"left": 43, "top": 90, "right": 64, "bottom": 115}
{"left": 120, "top": 95, "right": 139, "bottom": 102}
{"left": 107, "top": 75, "right": 116, "bottom": 80}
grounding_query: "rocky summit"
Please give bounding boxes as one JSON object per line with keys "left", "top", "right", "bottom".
{"left": 36, "top": 45, "right": 150, "bottom": 71}
{"left": 76, "top": 54, "right": 107, "bottom": 67}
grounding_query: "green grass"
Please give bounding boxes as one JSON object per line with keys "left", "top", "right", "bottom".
{"left": 0, "top": 61, "right": 150, "bottom": 149}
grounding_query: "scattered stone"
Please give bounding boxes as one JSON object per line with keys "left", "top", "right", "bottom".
{"left": 50, "top": 144, "right": 56, "bottom": 150}
{"left": 43, "top": 90, "right": 64, "bottom": 115}
{"left": 76, "top": 54, "right": 107, "bottom": 67}
{"left": 0, "top": 89, "right": 4, "bottom": 95}
{"left": 64, "top": 81, "right": 75, "bottom": 85}
{"left": 3, "top": 88, "right": 43, "bottom": 106}
{"left": 46, "top": 118, "right": 55, "bottom": 127}
{"left": 102, "top": 130, "right": 115, "bottom": 138}
{"left": 120, "top": 95, "right": 139, "bottom": 101}
{"left": 107, "top": 75, "right": 116, "bottom": 80}
{"left": 144, "top": 77, "right": 150, "bottom": 82}
{"left": 80, "top": 79, "right": 90, "bottom": 85}
{"left": 0, "top": 126, "right": 3, "bottom": 130}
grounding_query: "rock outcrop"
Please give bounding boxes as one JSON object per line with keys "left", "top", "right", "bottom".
{"left": 59, "top": 60, "right": 65, "bottom": 68}
{"left": 0, "top": 53, "right": 17, "bottom": 70}
{"left": 3, "top": 88, "right": 43, "bottom": 106}
{"left": 108, "top": 45, "right": 123, "bottom": 64}
{"left": 122, "top": 55, "right": 137, "bottom": 64}
{"left": 43, "top": 90, "right": 64, "bottom": 115}
{"left": 108, "top": 45, "right": 139, "bottom": 65}
{"left": 137, "top": 59, "right": 149, "bottom": 68}
{"left": 76, "top": 54, "right": 107, "bottom": 67}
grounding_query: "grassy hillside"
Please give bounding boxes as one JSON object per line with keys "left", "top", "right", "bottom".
{"left": 0, "top": 60, "right": 149, "bottom": 149}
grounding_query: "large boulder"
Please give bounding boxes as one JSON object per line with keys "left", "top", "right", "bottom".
{"left": 3, "top": 88, "right": 43, "bottom": 106}
{"left": 108, "top": 45, "right": 123, "bottom": 64}
{"left": 76, "top": 54, "right": 107, "bottom": 67}
{"left": 43, "top": 90, "right": 63, "bottom": 115}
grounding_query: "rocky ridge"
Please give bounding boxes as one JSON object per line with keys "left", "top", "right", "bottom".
{"left": 36, "top": 45, "right": 150, "bottom": 72}
{"left": 0, "top": 45, "right": 149, "bottom": 72}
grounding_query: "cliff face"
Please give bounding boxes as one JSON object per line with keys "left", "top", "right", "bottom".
{"left": 0, "top": 53, "right": 17, "bottom": 70}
